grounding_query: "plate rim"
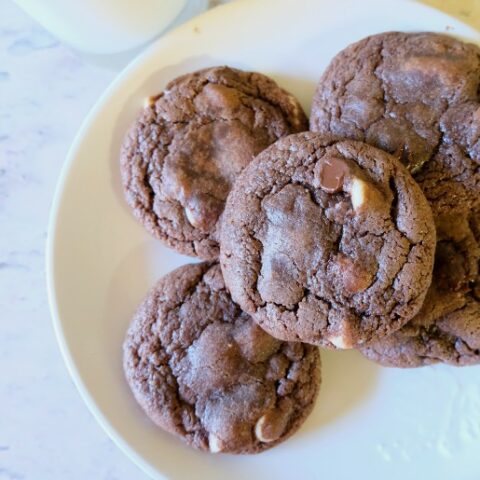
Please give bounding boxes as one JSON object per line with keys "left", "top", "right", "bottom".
{"left": 46, "top": 1, "right": 480, "bottom": 479}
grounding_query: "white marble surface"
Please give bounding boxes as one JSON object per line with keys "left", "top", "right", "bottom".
{"left": 0, "top": 1, "right": 227, "bottom": 479}
{"left": 0, "top": 0, "right": 478, "bottom": 479}
{"left": 0, "top": 2, "right": 141, "bottom": 479}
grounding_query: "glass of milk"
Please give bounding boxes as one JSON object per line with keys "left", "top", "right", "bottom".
{"left": 13, "top": 0, "right": 208, "bottom": 55}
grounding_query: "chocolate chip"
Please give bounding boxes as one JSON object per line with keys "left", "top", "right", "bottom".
{"left": 315, "top": 156, "right": 350, "bottom": 193}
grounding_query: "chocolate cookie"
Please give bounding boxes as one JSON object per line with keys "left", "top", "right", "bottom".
{"left": 121, "top": 66, "right": 308, "bottom": 260}
{"left": 123, "top": 262, "right": 320, "bottom": 454}
{"left": 361, "top": 210, "right": 480, "bottom": 367}
{"left": 220, "top": 133, "right": 436, "bottom": 349}
{"left": 309, "top": 32, "right": 480, "bottom": 365}
{"left": 310, "top": 32, "right": 480, "bottom": 220}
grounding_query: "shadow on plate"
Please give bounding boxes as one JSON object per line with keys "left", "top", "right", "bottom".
{"left": 265, "top": 73, "right": 317, "bottom": 115}
{"left": 300, "top": 347, "right": 380, "bottom": 436}
{"left": 102, "top": 238, "right": 192, "bottom": 363}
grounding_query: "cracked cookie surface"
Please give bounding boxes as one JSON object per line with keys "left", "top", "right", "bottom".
{"left": 309, "top": 32, "right": 480, "bottom": 365}
{"left": 120, "top": 66, "right": 308, "bottom": 260}
{"left": 361, "top": 209, "right": 480, "bottom": 366}
{"left": 123, "top": 262, "right": 320, "bottom": 454}
{"left": 310, "top": 32, "right": 480, "bottom": 216}
{"left": 219, "top": 133, "right": 436, "bottom": 348}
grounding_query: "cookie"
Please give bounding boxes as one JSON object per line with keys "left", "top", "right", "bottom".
{"left": 220, "top": 132, "right": 436, "bottom": 349}
{"left": 361, "top": 209, "right": 480, "bottom": 367}
{"left": 309, "top": 32, "right": 480, "bottom": 365}
{"left": 310, "top": 32, "right": 480, "bottom": 220}
{"left": 123, "top": 262, "right": 320, "bottom": 454}
{"left": 121, "top": 66, "right": 308, "bottom": 260}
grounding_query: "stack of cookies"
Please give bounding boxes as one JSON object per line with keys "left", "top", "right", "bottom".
{"left": 310, "top": 32, "right": 480, "bottom": 367}
{"left": 120, "top": 32, "right": 480, "bottom": 455}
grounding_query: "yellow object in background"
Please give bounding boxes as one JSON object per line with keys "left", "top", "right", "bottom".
{"left": 421, "top": 0, "right": 480, "bottom": 30}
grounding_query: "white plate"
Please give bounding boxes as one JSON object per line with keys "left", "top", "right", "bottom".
{"left": 47, "top": 1, "right": 480, "bottom": 479}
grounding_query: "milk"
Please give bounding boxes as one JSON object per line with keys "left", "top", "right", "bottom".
{"left": 13, "top": 0, "right": 205, "bottom": 54}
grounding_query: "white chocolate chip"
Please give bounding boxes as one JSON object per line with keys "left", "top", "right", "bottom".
{"left": 254, "top": 412, "right": 287, "bottom": 443}
{"left": 328, "top": 333, "right": 353, "bottom": 349}
{"left": 255, "top": 403, "right": 292, "bottom": 443}
{"left": 255, "top": 415, "right": 273, "bottom": 443}
{"left": 350, "top": 178, "right": 367, "bottom": 211}
{"left": 208, "top": 433, "right": 223, "bottom": 453}
{"left": 184, "top": 207, "right": 198, "bottom": 228}
{"left": 143, "top": 96, "right": 156, "bottom": 109}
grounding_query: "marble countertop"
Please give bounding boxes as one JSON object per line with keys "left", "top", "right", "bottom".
{"left": 0, "top": 1, "right": 478, "bottom": 479}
